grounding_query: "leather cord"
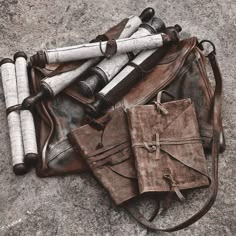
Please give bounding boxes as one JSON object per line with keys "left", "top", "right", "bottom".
{"left": 124, "top": 48, "right": 223, "bottom": 232}
{"left": 99, "top": 39, "right": 117, "bottom": 59}
{"left": 128, "top": 61, "right": 155, "bottom": 79}
{"left": 6, "top": 104, "right": 22, "bottom": 116}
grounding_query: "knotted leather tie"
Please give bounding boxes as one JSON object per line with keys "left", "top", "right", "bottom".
{"left": 132, "top": 134, "right": 200, "bottom": 201}
{"left": 132, "top": 134, "right": 202, "bottom": 159}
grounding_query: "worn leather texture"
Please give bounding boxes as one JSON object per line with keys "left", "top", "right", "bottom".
{"left": 126, "top": 98, "right": 210, "bottom": 195}
{"left": 68, "top": 107, "right": 139, "bottom": 205}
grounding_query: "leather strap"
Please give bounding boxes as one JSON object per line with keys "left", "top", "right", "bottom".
{"left": 124, "top": 47, "right": 223, "bottom": 232}
{"left": 6, "top": 104, "right": 22, "bottom": 116}
{"left": 87, "top": 142, "right": 130, "bottom": 169}
{"left": 99, "top": 39, "right": 117, "bottom": 59}
{"left": 128, "top": 61, "right": 155, "bottom": 79}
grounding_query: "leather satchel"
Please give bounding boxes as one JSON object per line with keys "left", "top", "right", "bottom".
{"left": 68, "top": 107, "right": 139, "bottom": 205}
{"left": 30, "top": 35, "right": 224, "bottom": 231}
{"left": 31, "top": 37, "right": 225, "bottom": 178}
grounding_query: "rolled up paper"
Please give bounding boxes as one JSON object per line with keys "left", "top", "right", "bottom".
{"left": 41, "top": 58, "right": 100, "bottom": 97}
{"left": 0, "top": 59, "right": 27, "bottom": 175}
{"left": 14, "top": 52, "right": 39, "bottom": 165}
{"left": 34, "top": 33, "right": 171, "bottom": 66}
{"left": 23, "top": 8, "right": 155, "bottom": 107}
{"left": 78, "top": 17, "right": 166, "bottom": 97}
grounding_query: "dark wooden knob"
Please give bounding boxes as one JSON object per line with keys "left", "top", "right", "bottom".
{"left": 24, "top": 153, "right": 39, "bottom": 166}
{"left": 163, "top": 24, "right": 182, "bottom": 44}
{"left": 78, "top": 74, "right": 105, "bottom": 98}
{"left": 85, "top": 96, "right": 109, "bottom": 118}
{"left": 21, "top": 88, "right": 49, "bottom": 110}
{"left": 14, "top": 51, "right": 27, "bottom": 61}
{"left": 139, "top": 7, "right": 155, "bottom": 22}
{"left": 0, "top": 58, "right": 14, "bottom": 66}
{"left": 13, "top": 163, "right": 28, "bottom": 175}
{"left": 30, "top": 50, "right": 47, "bottom": 68}
{"left": 151, "top": 17, "right": 166, "bottom": 33}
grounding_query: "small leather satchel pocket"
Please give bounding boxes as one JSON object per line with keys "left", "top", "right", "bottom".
{"left": 68, "top": 107, "right": 139, "bottom": 205}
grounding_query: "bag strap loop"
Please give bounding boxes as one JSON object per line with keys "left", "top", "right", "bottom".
{"left": 6, "top": 104, "right": 22, "bottom": 116}
{"left": 198, "top": 40, "right": 216, "bottom": 56}
{"left": 99, "top": 39, "right": 117, "bottom": 59}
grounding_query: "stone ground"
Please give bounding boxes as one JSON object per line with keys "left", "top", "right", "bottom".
{"left": 0, "top": 0, "right": 235, "bottom": 235}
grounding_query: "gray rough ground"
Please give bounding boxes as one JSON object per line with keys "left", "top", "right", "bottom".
{"left": 0, "top": 0, "right": 235, "bottom": 235}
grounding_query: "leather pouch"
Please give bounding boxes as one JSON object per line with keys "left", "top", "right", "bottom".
{"left": 126, "top": 97, "right": 210, "bottom": 196}
{"left": 32, "top": 37, "right": 225, "bottom": 177}
{"left": 68, "top": 107, "right": 139, "bottom": 205}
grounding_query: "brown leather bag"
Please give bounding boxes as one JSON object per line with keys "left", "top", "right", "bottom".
{"left": 31, "top": 35, "right": 224, "bottom": 231}
{"left": 32, "top": 37, "right": 225, "bottom": 179}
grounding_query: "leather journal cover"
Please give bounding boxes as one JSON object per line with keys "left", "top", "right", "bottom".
{"left": 68, "top": 107, "right": 138, "bottom": 205}
{"left": 126, "top": 98, "right": 210, "bottom": 195}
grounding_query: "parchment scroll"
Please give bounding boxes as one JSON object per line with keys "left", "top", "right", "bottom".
{"left": 15, "top": 55, "right": 38, "bottom": 160}
{"left": 0, "top": 60, "right": 25, "bottom": 174}
{"left": 45, "top": 33, "right": 165, "bottom": 64}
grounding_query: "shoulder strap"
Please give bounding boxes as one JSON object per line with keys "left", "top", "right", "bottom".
{"left": 124, "top": 43, "right": 223, "bottom": 232}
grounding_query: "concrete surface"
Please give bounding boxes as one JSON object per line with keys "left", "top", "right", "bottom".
{"left": 0, "top": 0, "right": 235, "bottom": 235}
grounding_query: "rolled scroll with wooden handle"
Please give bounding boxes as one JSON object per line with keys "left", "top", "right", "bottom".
{"left": 14, "top": 52, "right": 39, "bottom": 166}
{"left": 0, "top": 59, "right": 27, "bottom": 175}
{"left": 31, "top": 32, "right": 174, "bottom": 66}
